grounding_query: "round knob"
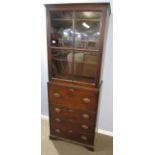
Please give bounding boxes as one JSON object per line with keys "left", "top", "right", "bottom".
{"left": 68, "top": 130, "right": 73, "bottom": 133}
{"left": 81, "top": 135, "right": 87, "bottom": 141}
{"left": 68, "top": 119, "right": 74, "bottom": 122}
{"left": 53, "top": 92, "right": 61, "bottom": 98}
{"left": 82, "top": 113, "right": 90, "bottom": 119}
{"left": 68, "top": 109, "right": 73, "bottom": 112}
{"left": 55, "top": 118, "right": 61, "bottom": 122}
{"left": 68, "top": 88, "right": 75, "bottom": 92}
{"left": 83, "top": 98, "right": 91, "bottom": 103}
{"left": 81, "top": 125, "right": 89, "bottom": 130}
{"left": 54, "top": 108, "right": 61, "bottom": 113}
{"left": 55, "top": 129, "right": 60, "bottom": 133}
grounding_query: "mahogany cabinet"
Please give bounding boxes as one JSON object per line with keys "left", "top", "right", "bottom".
{"left": 45, "top": 3, "right": 110, "bottom": 151}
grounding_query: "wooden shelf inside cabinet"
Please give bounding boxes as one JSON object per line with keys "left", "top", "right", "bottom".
{"left": 52, "top": 18, "right": 73, "bottom": 20}
{"left": 76, "top": 19, "right": 100, "bottom": 22}
{"left": 45, "top": 3, "right": 110, "bottom": 151}
{"left": 52, "top": 18, "right": 100, "bottom": 22}
{"left": 49, "top": 46, "right": 100, "bottom": 52}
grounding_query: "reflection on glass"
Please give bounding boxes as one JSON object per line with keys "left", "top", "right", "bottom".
{"left": 51, "top": 11, "right": 72, "bottom": 19}
{"left": 75, "top": 11, "right": 101, "bottom": 19}
{"left": 73, "top": 52, "right": 97, "bottom": 83}
{"left": 52, "top": 60, "right": 72, "bottom": 75}
{"left": 75, "top": 20, "right": 100, "bottom": 49}
{"left": 52, "top": 50, "right": 73, "bottom": 61}
{"left": 50, "top": 11, "right": 73, "bottom": 47}
{"left": 52, "top": 60, "right": 72, "bottom": 80}
{"left": 51, "top": 50, "right": 73, "bottom": 80}
{"left": 51, "top": 21, "right": 73, "bottom": 47}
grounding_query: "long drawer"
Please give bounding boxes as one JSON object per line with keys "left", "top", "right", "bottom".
{"left": 48, "top": 83, "right": 99, "bottom": 112}
{"left": 50, "top": 104, "right": 96, "bottom": 126}
{"left": 51, "top": 123, "right": 95, "bottom": 145}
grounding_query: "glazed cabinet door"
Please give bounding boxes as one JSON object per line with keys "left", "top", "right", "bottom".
{"left": 47, "top": 9, "right": 105, "bottom": 85}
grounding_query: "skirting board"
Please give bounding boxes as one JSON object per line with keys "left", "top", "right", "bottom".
{"left": 41, "top": 114, "right": 49, "bottom": 120}
{"left": 41, "top": 114, "right": 113, "bottom": 137}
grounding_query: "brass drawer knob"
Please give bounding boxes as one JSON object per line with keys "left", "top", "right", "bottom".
{"left": 55, "top": 129, "right": 61, "bottom": 133}
{"left": 81, "top": 135, "right": 87, "bottom": 141}
{"left": 68, "top": 119, "right": 74, "bottom": 123}
{"left": 82, "top": 113, "right": 90, "bottom": 119}
{"left": 54, "top": 108, "right": 61, "bottom": 113}
{"left": 55, "top": 118, "right": 61, "bottom": 122}
{"left": 81, "top": 125, "right": 89, "bottom": 130}
{"left": 53, "top": 92, "right": 61, "bottom": 98}
{"left": 83, "top": 98, "right": 91, "bottom": 103}
{"left": 68, "top": 109, "right": 73, "bottom": 112}
{"left": 68, "top": 88, "right": 75, "bottom": 92}
{"left": 68, "top": 130, "right": 73, "bottom": 133}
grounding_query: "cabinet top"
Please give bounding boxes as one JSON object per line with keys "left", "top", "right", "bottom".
{"left": 44, "top": 3, "right": 111, "bottom": 14}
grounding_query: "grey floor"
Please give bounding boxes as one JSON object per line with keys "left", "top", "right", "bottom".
{"left": 41, "top": 118, "right": 113, "bottom": 155}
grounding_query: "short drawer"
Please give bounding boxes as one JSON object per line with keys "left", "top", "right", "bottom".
{"left": 48, "top": 83, "right": 99, "bottom": 111}
{"left": 51, "top": 123, "right": 95, "bottom": 145}
{"left": 50, "top": 104, "right": 96, "bottom": 126}
{"left": 51, "top": 116, "right": 95, "bottom": 134}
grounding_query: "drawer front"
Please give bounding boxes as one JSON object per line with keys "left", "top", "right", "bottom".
{"left": 48, "top": 84, "right": 98, "bottom": 111}
{"left": 50, "top": 104, "right": 96, "bottom": 126}
{"left": 51, "top": 123, "right": 95, "bottom": 145}
{"left": 51, "top": 116, "right": 95, "bottom": 134}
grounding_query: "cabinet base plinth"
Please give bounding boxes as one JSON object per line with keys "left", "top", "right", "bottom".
{"left": 49, "top": 135, "right": 59, "bottom": 140}
{"left": 49, "top": 134, "right": 94, "bottom": 151}
{"left": 84, "top": 146, "right": 94, "bottom": 151}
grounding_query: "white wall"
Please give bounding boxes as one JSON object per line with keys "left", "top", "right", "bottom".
{"left": 41, "top": 0, "right": 113, "bottom": 132}
{"left": 97, "top": 14, "right": 113, "bottom": 132}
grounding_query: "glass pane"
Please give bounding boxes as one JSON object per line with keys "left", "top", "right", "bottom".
{"left": 75, "top": 11, "right": 101, "bottom": 50}
{"left": 51, "top": 50, "right": 73, "bottom": 80}
{"left": 50, "top": 11, "right": 73, "bottom": 47}
{"left": 75, "top": 21, "right": 100, "bottom": 49}
{"left": 73, "top": 52, "right": 98, "bottom": 83}
{"left": 51, "top": 11, "right": 72, "bottom": 19}
{"left": 52, "top": 50, "right": 73, "bottom": 61}
{"left": 75, "top": 11, "right": 101, "bottom": 19}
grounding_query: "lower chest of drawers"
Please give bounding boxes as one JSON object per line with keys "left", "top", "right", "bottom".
{"left": 48, "top": 82, "right": 99, "bottom": 146}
